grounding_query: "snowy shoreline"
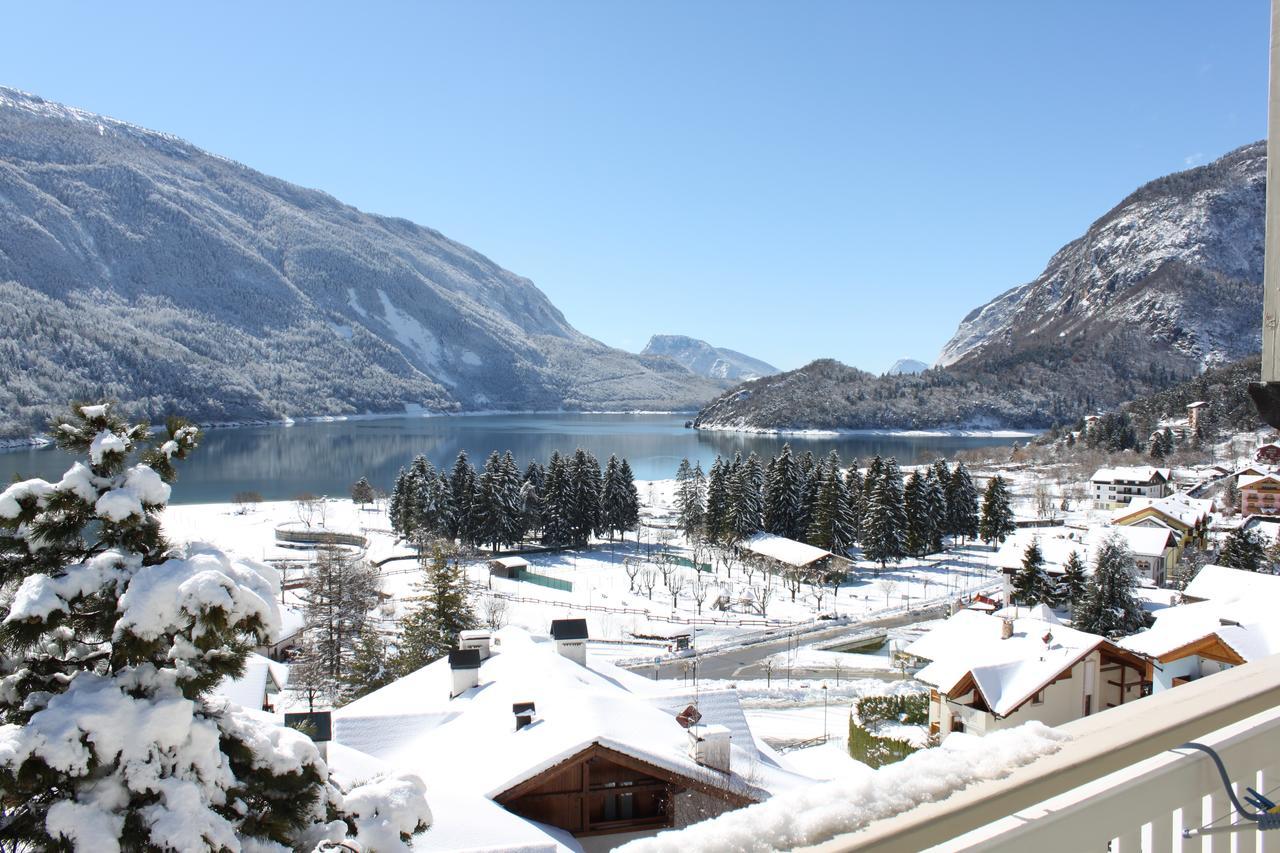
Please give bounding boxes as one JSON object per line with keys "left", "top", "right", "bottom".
{"left": 691, "top": 423, "right": 1039, "bottom": 439}
{"left": 0, "top": 407, "right": 699, "bottom": 454}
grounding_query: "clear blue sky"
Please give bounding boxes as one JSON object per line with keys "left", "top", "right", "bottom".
{"left": 0, "top": 2, "right": 1268, "bottom": 372}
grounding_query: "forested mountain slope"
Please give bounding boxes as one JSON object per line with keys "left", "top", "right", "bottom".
{"left": 0, "top": 87, "right": 718, "bottom": 437}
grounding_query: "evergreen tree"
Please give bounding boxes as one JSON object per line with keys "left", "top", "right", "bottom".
{"left": 1011, "top": 539, "right": 1051, "bottom": 605}
{"left": 1060, "top": 550, "right": 1089, "bottom": 613}
{"left": 845, "top": 463, "right": 866, "bottom": 542}
{"left": 389, "top": 466, "right": 411, "bottom": 538}
{"left": 978, "top": 475, "right": 1017, "bottom": 546}
{"left": 1075, "top": 535, "right": 1146, "bottom": 638}
{"left": 474, "top": 451, "right": 521, "bottom": 550}
{"left": 676, "top": 458, "right": 707, "bottom": 538}
{"left": 862, "top": 457, "right": 907, "bottom": 570}
{"left": 565, "top": 449, "right": 602, "bottom": 545}
{"left": 946, "top": 463, "right": 980, "bottom": 544}
{"left": 796, "top": 450, "right": 819, "bottom": 537}
{"left": 727, "top": 452, "right": 765, "bottom": 543}
{"left": 541, "top": 451, "right": 572, "bottom": 546}
{"left": 600, "top": 454, "right": 632, "bottom": 540}
{"left": 407, "top": 455, "right": 443, "bottom": 546}
{"left": 341, "top": 624, "right": 394, "bottom": 703}
{"left": 0, "top": 404, "right": 423, "bottom": 848}
{"left": 618, "top": 458, "right": 641, "bottom": 538}
{"left": 863, "top": 455, "right": 885, "bottom": 504}
{"left": 1219, "top": 527, "right": 1269, "bottom": 573}
{"left": 299, "top": 547, "right": 381, "bottom": 703}
{"left": 350, "top": 476, "right": 375, "bottom": 507}
{"left": 396, "top": 546, "right": 478, "bottom": 674}
{"left": 904, "top": 471, "right": 929, "bottom": 558}
{"left": 449, "top": 451, "right": 478, "bottom": 545}
{"left": 807, "top": 453, "right": 857, "bottom": 554}
{"left": 922, "top": 468, "right": 947, "bottom": 554}
{"left": 704, "top": 456, "right": 729, "bottom": 542}
{"left": 764, "top": 443, "right": 804, "bottom": 539}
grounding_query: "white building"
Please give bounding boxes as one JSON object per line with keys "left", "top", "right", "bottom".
{"left": 994, "top": 525, "right": 1177, "bottom": 599}
{"left": 1089, "top": 466, "right": 1172, "bottom": 509}
{"left": 904, "top": 609, "right": 1146, "bottom": 736}
{"left": 330, "top": 622, "right": 813, "bottom": 850}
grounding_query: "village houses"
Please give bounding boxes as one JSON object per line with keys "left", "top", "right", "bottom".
{"left": 1089, "top": 466, "right": 1172, "bottom": 509}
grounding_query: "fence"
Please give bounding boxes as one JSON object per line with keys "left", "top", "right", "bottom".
{"left": 512, "top": 567, "right": 573, "bottom": 592}
{"left": 274, "top": 526, "right": 367, "bottom": 548}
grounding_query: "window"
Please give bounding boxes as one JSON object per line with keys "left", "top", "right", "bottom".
{"left": 1031, "top": 690, "right": 1044, "bottom": 706}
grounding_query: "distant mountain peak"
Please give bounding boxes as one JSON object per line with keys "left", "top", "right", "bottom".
{"left": 641, "top": 335, "right": 779, "bottom": 382}
{"left": 887, "top": 358, "right": 929, "bottom": 375}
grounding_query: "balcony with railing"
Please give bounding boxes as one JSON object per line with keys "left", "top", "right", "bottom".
{"left": 809, "top": 653, "right": 1280, "bottom": 852}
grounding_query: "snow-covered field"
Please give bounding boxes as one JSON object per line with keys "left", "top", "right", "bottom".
{"left": 162, "top": 479, "right": 1005, "bottom": 649}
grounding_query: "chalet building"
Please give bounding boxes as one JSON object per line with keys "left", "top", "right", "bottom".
{"left": 905, "top": 609, "right": 1147, "bottom": 736}
{"left": 213, "top": 652, "right": 287, "bottom": 713}
{"left": 994, "top": 526, "right": 1177, "bottom": 599}
{"left": 740, "top": 531, "right": 854, "bottom": 578}
{"left": 1090, "top": 467, "right": 1172, "bottom": 509}
{"left": 1186, "top": 401, "right": 1208, "bottom": 434}
{"left": 331, "top": 621, "right": 812, "bottom": 849}
{"left": 1120, "top": 565, "right": 1280, "bottom": 692}
{"left": 1111, "top": 493, "right": 1212, "bottom": 567}
{"left": 1255, "top": 442, "right": 1280, "bottom": 465}
{"left": 1239, "top": 471, "right": 1280, "bottom": 516}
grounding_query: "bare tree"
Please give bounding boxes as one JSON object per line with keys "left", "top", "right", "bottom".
{"left": 832, "top": 656, "right": 845, "bottom": 686}
{"left": 233, "top": 491, "right": 263, "bottom": 514}
{"left": 658, "top": 555, "right": 677, "bottom": 589}
{"left": 1033, "top": 483, "right": 1054, "bottom": 519}
{"left": 668, "top": 572, "right": 687, "bottom": 608}
{"left": 876, "top": 579, "right": 899, "bottom": 608}
{"left": 640, "top": 567, "right": 659, "bottom": 600}
{"left": 756, "top": 578, "right": 775, "bottom": 616}
{"left": 623, "top": 556, "right": 643, "bottom": 593}
{"left": 690, "top": 577, "right": 709, "bottom": 614}
{"left": 762, "top": 658, "right": 775, "bottom": 687}
{"left": 783, "top": 567, "right": 803, "bottom": 602}
{"left": 481, "top": 595, "right": 509, "bottom": 630}
{"left": 691, "top": 538, "right": 713, "bottom": 575}
{"left": 811, "top": 582, "right": 827, "bottom": 613}
{"left": 294, "top": 493, "right": 320, "bottom": 529}
{"left": 720, "top": 546, "right": 740, "bottom": 579}
{"left": 741, "top": 555, "right": 758, "bottom": 587}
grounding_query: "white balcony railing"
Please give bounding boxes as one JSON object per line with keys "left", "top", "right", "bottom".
{"left": 808, "top": 653, "right": 1280, "bottom": 852}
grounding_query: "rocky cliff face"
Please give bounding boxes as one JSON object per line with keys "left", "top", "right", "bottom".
{"left": 0, "top": 88, "right": 719, "bottom": 436}
{"left": 939, "top": 142, "right": 1264, "bottom": 371}
{"left": 695, "top": 142, "right": 1265, "bottom": 433}
{"left": 641, "top": 335, "right": 779, "bottom": 381}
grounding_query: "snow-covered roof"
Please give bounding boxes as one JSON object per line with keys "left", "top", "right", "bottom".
{"left": 1112, "top": 493, "right": 1212, "bottom": 529}
{"left": 211, "top": 653, "right": 287, "bottom": 710}
{"left": 333, "top": 626, "right": 812, "bottom": 811}
{"left": 1183, "top": 564, "right": 1280, "bottom": 604}
{"left": 489, "top": 556, "right": 530, "bottom": 569}
{"left": 1090, "top": 466, "right": 1171, "bottom": 485}
{"left": 1119, "top": 595, "right": 1280, "bottom": 664}
{"left": 992, "top": 526, "right": 1173, "bottom": 574}
{"left": 905, "top": 610, "right": 1124, "bottom": 718}
{"left": 741, "top": 532, "right": 840, "bottom": 568}
{"left": 1238, "top": 473, "right": 1280, "bottom": 490}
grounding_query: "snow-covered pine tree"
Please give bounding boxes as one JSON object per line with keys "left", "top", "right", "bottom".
{"left": 600, "top": 454, "right": 630, "bottom": 540}
{"left": 807, "top": 454, "right": 856, "bottom": 555}
{"left": 407, "top": 455, "right": 441, "bottom": 547}
{"left": 704, "top": 456, "right": 729, "bottom": 543}
{"left": 618, "top": 458, "right": 641, "bottom": 539}
{"left": 844, "top": 461, "right": 865, "bottom": 542}
{"left": 396, "top": 546, "right": 479, "bottom": 675}
{"left": 1011, "top": 539, "right": 1051, "bottom": 605}
{"left": 1074, "top": 535, "right": 1146, "bottom": 638}
{"left": 1218, "top": 526, "right": 1269, "bottom": 573}
{"left": 1060, "top": 550, "right": 1089, "bottom": 613}
{"left": 0, "top": 403, "right": 428, "bottom": 850}
{"left": 299, "top": 546, "right": 381, "bottom": 704}
{"left": 795, "top": 450, "right": 818, "bottom": 537}
{"left": 341, "top": 623, "right": 394, "bottom": 704}
{"left": 863, "top": 455, "right": 885, "bottom": 504}
{"left": 727, "top": 452, "right": 765, "bottom": 543}
{"left": 903, "top": 471, "right": 930, "bottom": 558}
{"left": 389, "top": 466, "right": 410, "bottom": 538}
{"left": 862, "top": 457, "right": 908, "bottom": 571}
{"left": 520, "top": 460, "right": 547, "bottom": 538}
{"left": 500, "top": 451, "right": 526, "bottom": 544}
{"left": 449, "top": 451, "right": 479, "bottom": 546}
{"left": 945, "top": 463, "right": 980, "bottom": 544}
{"left": 763, "top": 443, "right": 803, "bottom": 540}
{"left": 566, "top": 449, "right": 603, "bottom": 545}
{"left": 978, "top": 475, "right": 1017, "bottom": 546}
{"left": 922, "top": 468, "right": 947, "bottom": 554}
{"left": 675, "top": 458, "right": 707, "bottom": 538}
{"left": 350, "top": 476, "right": 375, "bottom": 508}
{"left": 541, "top": 451, "right": 572, "bottom": 546}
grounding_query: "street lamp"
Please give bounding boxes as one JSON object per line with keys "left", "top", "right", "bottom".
{"left": 822, "top": 683, "right": 829, "bottom": 742}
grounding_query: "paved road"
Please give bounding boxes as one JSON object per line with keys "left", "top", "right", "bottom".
{"left": 634, "top": 603, "right": 950, "bottom": 682}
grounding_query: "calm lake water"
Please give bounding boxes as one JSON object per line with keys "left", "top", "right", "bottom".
{"left": 0, "top": 414, "right": 1024, "bottom": 505}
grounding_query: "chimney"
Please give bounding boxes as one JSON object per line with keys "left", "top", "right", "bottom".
{"left": 448, "top": 648, "right": 482, "bottom": 697}
{"left": 513, "top": 701, "right": 536, "bottom": 731}
{"left": 1001, "top": 618, "right": 1014, "bottom": 640}
{"left": 550, "top": 618, "right": 589, "bottom": 666}
{"left": 687, "top": 724, "right": 731, "bottom": 774}
{"left": 459, "top": 629, "right": 492, "bottom": 660}
{"left": 284, "top": 711, "right": 332, "bottom": 760}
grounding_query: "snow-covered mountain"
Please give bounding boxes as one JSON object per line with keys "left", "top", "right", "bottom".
{"left": 640, "top": 335, "right": 779, "bottom": 381}
{"left": 886, "top": 358, "right": 929, "bottom": 375}
{"left": 938, "top": 142, "right": 1264, "bottom": 372}
{"left": 0, "top": 88, "right": 720, "bottom": 437}
{"left": 694, "top": 142, "right": 1265, "bottom": 433}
